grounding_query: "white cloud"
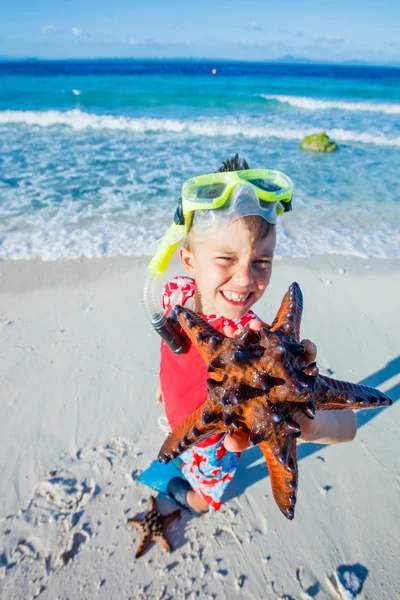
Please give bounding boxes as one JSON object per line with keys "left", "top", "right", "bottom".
{"left": 248, "top": 20, "right": 263, "bottom": 32}
{"left": 41, "top": 25, "right": 57, "bottom": 34}
{"left": 277, "top": 29, "right": 344, "bottom": 45}
{"left": 41, "top": 24, "right": 83, "bottom": 37}
{"left": 238, "top": 40, "right": 263, "bottom": 48}
{"left": 126, "top": 36, "right": 145, "bottom": 45}
{"left": 124, "top": 37, "right": 190, "bottom": 47}
{"left": 165, "top": 40, "right": 191, "bottom": 46}
{"left": 324, "top": 35, "right": 344, "bottom": 44}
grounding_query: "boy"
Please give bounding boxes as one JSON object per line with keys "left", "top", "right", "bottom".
{"left": 156, "top": 154, "right": 356, "bottom": 514}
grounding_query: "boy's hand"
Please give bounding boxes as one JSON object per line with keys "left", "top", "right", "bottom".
{"left": 222, "top": 319, "right": 317, "bottom": 453}
{"left": 156, "top": 382, "right": 164, "bottom": 405}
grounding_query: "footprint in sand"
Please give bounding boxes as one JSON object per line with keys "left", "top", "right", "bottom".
{"left": 0, "top": 535, "right": 50, "bottom": 587}
{"left": 76, "top": 438, "right": 130, "bottom": 470}
{"left": 296, "top": 566, "right": 321, "bottom": 599}
{"left": 60, "top": 529, "right": 90, "bottom": 566}
{"left": 326, "top": 564, "right": 368, "bottom": 599}
{"left": 23, "top": 469, "right": 96, "bottom": 526}
{"left": 0, "top": 469, "right": 97, "bottom": 579}
{"left": 0, "top": 437, "right": 136, "bottom": 595}
{"left": 234, "top": 574, "right": 246, "bottom": 590}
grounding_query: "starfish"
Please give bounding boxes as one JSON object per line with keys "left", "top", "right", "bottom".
{"left": 158, "top": 282, "right": 392, "bottom": 520}
{"left": 128, "top": 496, "right": 181, "bottom": 558}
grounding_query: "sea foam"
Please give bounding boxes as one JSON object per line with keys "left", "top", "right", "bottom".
{"left": 261, "top": 94, "right": 400, "bottom": 115}
{"left": 0, "top": 215, "right": 397, "bottom": 261}
{"left": 0, "top": 110, "right": 399, "bottom": 147}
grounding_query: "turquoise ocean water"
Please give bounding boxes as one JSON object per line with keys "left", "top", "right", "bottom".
{"left": 0, "top": 60, "right": 399, "bottom": 260}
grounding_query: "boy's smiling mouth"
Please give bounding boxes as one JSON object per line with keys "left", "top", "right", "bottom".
{"left": 220, "top": 290, "right": 253, "bottom": 305}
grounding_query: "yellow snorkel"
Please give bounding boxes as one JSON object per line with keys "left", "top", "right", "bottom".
{"left": 142, "top": 220, "right": 188, "bottom": 354}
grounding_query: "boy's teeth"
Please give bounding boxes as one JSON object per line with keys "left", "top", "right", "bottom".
{"left": 223, "top": 291, "right": 249, "bottom": 302}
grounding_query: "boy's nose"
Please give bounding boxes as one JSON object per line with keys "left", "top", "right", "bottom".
{"left": 232, "top": 264, "right": 254, "bottom": 286}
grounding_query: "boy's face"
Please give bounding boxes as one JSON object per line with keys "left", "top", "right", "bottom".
{"left": 179, "top": 219, "right": 276, "bottom": 320}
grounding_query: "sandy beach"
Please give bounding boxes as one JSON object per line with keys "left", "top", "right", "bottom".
{"left": 0, "top": 254, "right": 398, "bottom": 599}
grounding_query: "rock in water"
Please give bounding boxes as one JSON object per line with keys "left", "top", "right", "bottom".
{"left": 300, "top": 132, "right": 338, "bottom": 152}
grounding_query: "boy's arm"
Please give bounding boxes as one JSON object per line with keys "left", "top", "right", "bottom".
{"left": 156, "top": 381, "right": 164, "bottom": 405}
{"left": 297, "top": 410, "right": 357, "bottom": 444}
{"left": 224, "top": 410, "right": 357, "bottom": 452}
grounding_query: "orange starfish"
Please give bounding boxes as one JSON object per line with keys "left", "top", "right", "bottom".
{"left": 128, "top": 496, "right": 181, "bottom": 558}
{"left": 158, "top": 282, "right": 392, "bottom": 519}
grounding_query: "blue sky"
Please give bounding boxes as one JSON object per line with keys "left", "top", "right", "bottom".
{"left": 1, "top": 0, "right": 399, "bottom": 64}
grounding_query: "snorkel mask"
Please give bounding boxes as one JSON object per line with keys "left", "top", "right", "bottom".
{"left": 143, "top": 168, "right": 293, "bottom": 353}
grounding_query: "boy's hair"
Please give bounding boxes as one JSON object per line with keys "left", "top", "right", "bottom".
{"left": 185, "top": 153, "right": 275, "bottom": 249}
{"left": 216, "top": 153, "right": 249, "bottom": 172}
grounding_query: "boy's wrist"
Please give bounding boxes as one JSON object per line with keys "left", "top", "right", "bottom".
{"left": 298, "top": 410, "right": 357, "bottom": 444}
{"left": 297, "top": 412, "right": 319, "bottom": 442}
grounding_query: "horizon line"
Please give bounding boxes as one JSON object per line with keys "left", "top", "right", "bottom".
{"left": 1, "top": 55, "right": 400, "bottom": 69}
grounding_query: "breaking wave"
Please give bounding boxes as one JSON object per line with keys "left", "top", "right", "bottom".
{"left": 0, "top": 110, "right": 399, "bottom": 147}
{"left": 261, "top": 94, "right": 400, "bottom": 115}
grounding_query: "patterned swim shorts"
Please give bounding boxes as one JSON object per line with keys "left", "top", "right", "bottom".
{"left": 180, "top": 436, "right": 241, "bottom": 512}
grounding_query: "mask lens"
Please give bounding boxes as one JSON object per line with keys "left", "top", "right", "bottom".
{"left": 259, "top": 198, "right": 276, "bottom": 210}
{"left": 247, "top": 178, "right": 283, "bottom": 192}
{"left": 190, "top": 182, "right": 227, "bottom": 202}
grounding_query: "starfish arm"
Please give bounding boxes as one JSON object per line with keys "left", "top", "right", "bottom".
{"left": 174, "top": 305, "right": 230, "bottom": 365}
{"left": 127, "top": 518, "right": 143, "bottom": 531}
{"left": 314, "top": 375, "right": 392, "bottom": 410}
{"left": 259, "top": 439, "right": 298, "bottom": 520}
{"left": 135, "top": 534, "right": 152, "bottom": 558}
{"left": 153, "top": 535, "right": 172, "bottom": 553}
{"left": 158, "top": 404, "right": 226, "bottom": 463}
{"left": 269, "top": 282, "right": 303, "bottom": 342}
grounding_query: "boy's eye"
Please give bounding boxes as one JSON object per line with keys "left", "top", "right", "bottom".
{"left": 216, "top": 256, "right": 233, "bottom": 262}
{"left": 254, "top": 259, "right": 272, "bottom": 269}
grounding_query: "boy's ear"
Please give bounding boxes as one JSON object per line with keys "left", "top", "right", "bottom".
{"left": 179, "top": 246, "right": 196, "bottom": 275}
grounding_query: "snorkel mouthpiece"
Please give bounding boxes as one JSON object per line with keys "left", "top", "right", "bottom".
{"left": 143, "top": 270, "right": 186, "bottom": 354}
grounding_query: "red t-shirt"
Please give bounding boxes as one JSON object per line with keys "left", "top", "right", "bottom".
{"left": 159, "top": 276, "right": 257, "bottom": 447}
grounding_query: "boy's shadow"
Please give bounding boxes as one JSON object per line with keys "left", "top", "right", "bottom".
{"left": 224, "top": 356, "right": 400, "bottom": 504}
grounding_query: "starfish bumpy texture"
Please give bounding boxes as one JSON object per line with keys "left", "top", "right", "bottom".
{"left": 128, "top": 496, "right": 181, "bottom": 558}
{"left": 158, "top": 282, "right": 392, "bottom": 520}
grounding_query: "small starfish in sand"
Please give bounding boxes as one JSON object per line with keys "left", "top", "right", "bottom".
{"left": 128, "top": 496, "right": 181, "bottom": 558}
